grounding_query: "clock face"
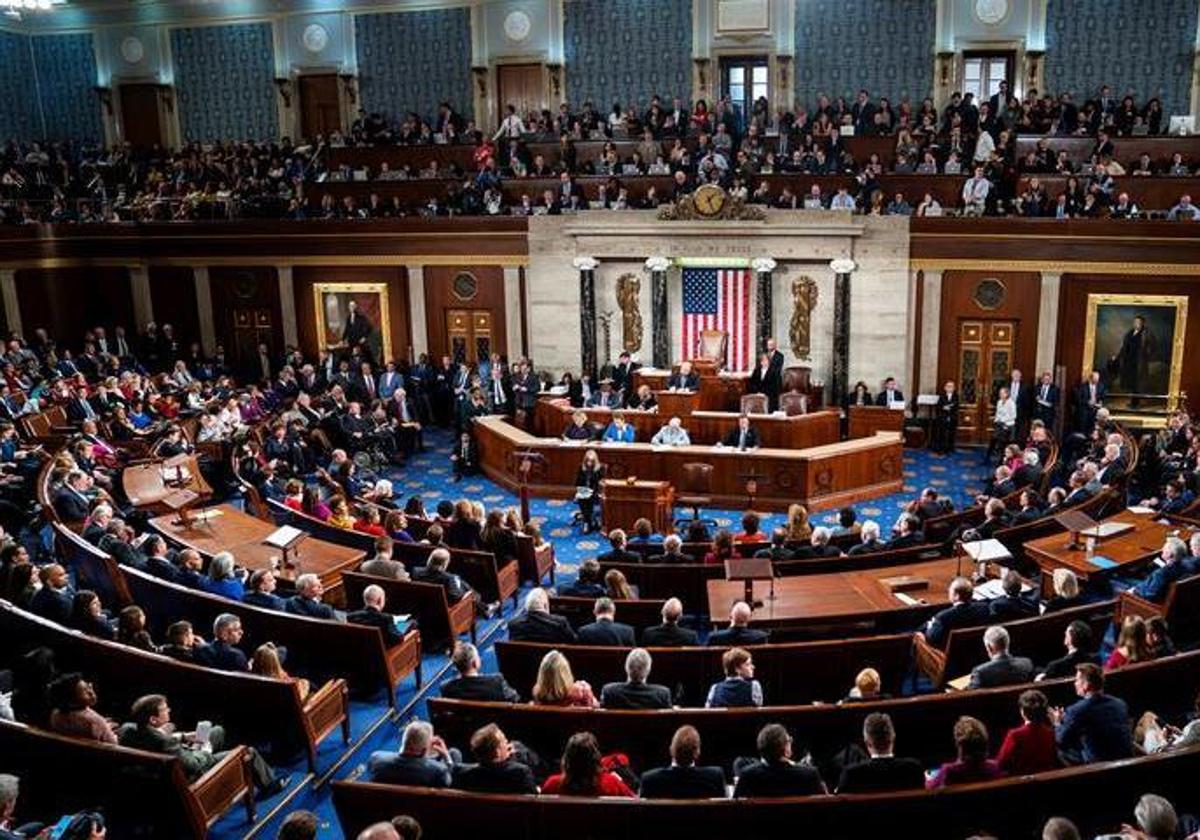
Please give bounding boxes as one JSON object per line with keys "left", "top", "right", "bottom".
{"left": 694, "top": 184, "right": 727, "bottom": 216}
{"left": 974, "top": 0, "right": 1008, "bottom": 25}
{"left": 503, "top": 10, "right": 532, "bottom": 42}
{"left": 302, "top": 23, "right": 329, "bottom": 53}
{"left": 120, "top": 36, "right": 145, "bottom": 65}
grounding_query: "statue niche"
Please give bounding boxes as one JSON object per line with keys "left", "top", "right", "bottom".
{"left": 616, "top": 273, "right": 643, "bottom": 352}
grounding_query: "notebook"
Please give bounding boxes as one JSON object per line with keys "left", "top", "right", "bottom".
{"left": 1088, "top": 555, "right": 1118, "bottom": 570}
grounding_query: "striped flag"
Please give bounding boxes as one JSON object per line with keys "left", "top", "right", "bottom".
{"left": 680, "top": 266, "right": 751, "bottom": 371}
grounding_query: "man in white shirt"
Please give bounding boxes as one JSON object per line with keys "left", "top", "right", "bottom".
{"left": 651, "top": 417, "right": 691, "bottom": 447}
{"left": 962, "top": 165, "right": 990, "bottom": 216}
{"left": 829, "top": 188, "right": 855, "bottom": 210}
{"left": 492, "top": 105, "right": 526, "bottom": 141}
{"left": 984, "top": 387, "right": 1017, "bottom": 465}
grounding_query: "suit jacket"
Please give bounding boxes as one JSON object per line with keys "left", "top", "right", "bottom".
{"left": 242, "top": 591, "right": 287, "bottom": 611}
{"left": 1040, "top": 649, "right": 1100, "bottom": 680}
{"left": 454, "top": 760, "right": 537, "bottom": 794}
{"left": 53, "top": 487, "right": 91, "bottom": 522}
{"left": 441, "top": 674, "right": 521, "bottom": 703}
{"left": 640, "top": 764, "right": 727, "bottom": 799}
{"left": 875, "top": 389, "right": 904, "bottom": 407}
{"left": 117, "top": 723, "right": 217, "bottom": 781}
{"left": 1133, "top": 557, "right": 1199, "bottom": 603}
{"left": 641, "top": 622, "right": 699, "bottom": 647}
{"left": 721, "top": 426, "right": 760, "bottom": 450}
{"left": 360, "top": 557, "right": 409, "bottom": 580}
{"left": 600, "top": 680, "right": 672, "bottom": 709}
{"left": 707, "top": 625, "right": 769, "bottom": 647}
{"left": 29, "top": 585, "right": 73, "bottom": 624}
{"left": 989, "top": 595, "right": 1038, "bottom": 620}
{"left": 508, "top": 610, "right": 577, "bottom": 643}
{"left": 196, "top": 640, "right": 247, "bottom": 672}
{"left": 925, "top": 601, "right": 992, "bottom": 647}
{"left": 1034, "top": 382, "right": 1060, "bottom": 420}
{"left": 733, "top": 761, "right": 824, "bottom": 798}
{"left": 578, "top": 619, "right": 636, "bottom": 647}
{"left": 368, "top": 752, "right": 452, "bottom": 787}
{"left": 346, "top": 606, "right": 405, "bottom": 646}
{"left": 597, "top": 548, "right": 641, "bottom": 565}
{"left": 1056, "top": 693, "right": 1132, "bottom": 763}
{"left": 285, "top": 595, "right": 337, "bottom": 620}
{"left": 968, "top": 653, "right": 1035, "bottom": 689}
{"left": 836, "top": 756, "right": 925, "bottom": 793}
{"left": 667, "top": 372, "right": 700, "bottom": 391}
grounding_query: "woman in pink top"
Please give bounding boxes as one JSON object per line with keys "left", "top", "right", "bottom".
{"left": 531, "top": 650, "right": 597, "bottom": 708}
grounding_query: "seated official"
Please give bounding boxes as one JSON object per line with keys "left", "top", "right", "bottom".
{"left": 541, "top": 732, "right": 635, "bottom": 797}
{"left": 586, "top": 379, "right": 621, "bottom": 409}
{"left": 875, "top": 377, "right": 904, "bottom": 408}
{"left": 604, "top": 568, "right": 638, "bottom": 600}
{"left": 921, "top": 577, "right": 991, "bottom": 647}
{"left": 577, "top": 597, "right": 636, "bottom": 646}
{"left": 561, "top": 410, "right": 594, "bottom": 441}
{"left": 720, "top": 415, "right": 759, "bottom": 450}
{"left": 1039, "top": 620, "right": 1101, "bottom": 680}
{"left": 68, "top": 594, "right": 112, "bottom": 643}
{"left": 796, "top": 526, "right": 841, "bottom": 558}
{"left": 667, "top": 361, "right": 699, "bottom": 392}
{"left": 508, "top": 588, "right": 577, "bottom": 643}
{"left": 196, "top": 613, "right": 249, "bottom": 672}
{"left": 650, "top": 416, "right": 691, "bottom": 446}
{"left": 969, "top": 626, "right": 1035, "bottom": 689}
{"left": 984, "top": 465, "right": 1017, "bottom": 499}
{"left": 841, "top": 667, "right": 890, "bottom": 704}
{"left": 559, "top": 558, "right": 607, "bottom": 597}
{"left": 708, "top": 601, "right": 769, "bottom": 646}
{"left": 1012, "top": 449, "right": 1043, "bottom": 489}
{"left": 997, "top": 689, "right": 1059, "bottom": 775}
{"left": 360, "top": 535, "right": 410, "bottom": 581}
{"left": 602, "top": 413, "right": 635, "bottom": 443}
{"left": 734, "top": 512, "right": 767, "bottom": 545}
{"left": 837, "top": 712, "right": 924, "bottom": 793}
{"left": 200, "top": 551, "right": 245, "bottom": 601}
{"left": 532, "top": 649, "right": 598, "bottom": 708}
{"left": 285, "top": 574, "right": 341, "bottom": 621}
{"left": 628, "top": 384, "right": 657, "bottom": 411}
{"left": 29, "top": 564, "right": 74, "bottom": 625}
{"left": 453, "top": 724, "right": 537, "bottom": 795}
{"left": 1042, "top": 568, "right": 1085, "bottom": 613}
{"left": 368, "top": 721, "right": 458, "bottom": 787}
{"left": 641, "top": 597, "right": 699, "bottom": 646}
{"left": 242, "top": 569, "right": 287, "bottom": 611}
{"left": 47, "top": 673, "right": 116, "bottom": 744}
{"left": 706, "top": 647, "right": 763, "bottom": 708}
{"left": 1105, "top": 616, "right": 1152, "bottom": 671}
{"left": 597, "top": 529, "right": 640, "bottom": 564}
{"left": 627, "top": 518, "right": 664, "bottom": 548}
{"left": 1129, "top": 536, "right": 1198, "bottom": 603}
{"left": 1013, "top": 489, "right": 1045, "bottom": 524}
{"left": 753, "top": 528, "right": 795, "bottom": 561}
{"left": 159, "top": 620, "right": 208, "bottom": 664}
{"left": 926, "top": 716, "right": 1003, "bottom": 789}
{"left": 733, "top": 723, "right": 825, "bottom": 797}
{"left": 640, "top": 725, "right": 727, "bottom": 800}
{"left": 1050, "top": 663, "right": 1132, "bottom": 764}
{"left": 413, "top": 548, "right": 474, "bottom": 605}
{"left": 346, "top": 584, "right": 407, "bottom": 646}
{"left": 600, "top": 648, "right": 672, "bottom": 709}
{"left": 847, "top": 520, "right": 884, "bottom": 555}
{"left": 441, "top": 642, "right": 521, "bottom": 702}
{"left": 886, "top": 514, "right": 925, "bottom": 549}
{"left": 989, "top": 569, "right": 1038, "bottom": 620}
{"left": 649, "top": 533, "right": 690, "bottom": 563}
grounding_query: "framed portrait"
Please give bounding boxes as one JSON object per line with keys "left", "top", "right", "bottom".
{"left": 1081, "top": 293, "right": 1188, "bottom": 412}
{"left": 312, "top": 282, "right": 392, "bottom": 362}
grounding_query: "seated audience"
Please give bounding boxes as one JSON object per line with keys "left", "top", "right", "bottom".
{"left": 707, "top": 601, "right": 769, "bottom": 646}
{"left": 639, "top": 725, "right": 726, "bottom": 799}
{"left": 577, "top": 597, "right": 636, "bottom": 646}
{"left": 596, "top": 529, "right": 639, "bottom": 564}
{"left": 836, "top": 712, "right": 923, "bottom": 793}
{"left": 559, "top": 558, "right": 606, "bottom": 597}
{"left": 540, "top": 732, "right": 635, "bottom": 797}
{"left": 508, "top": 588, "right": 577, "bottom": 643}
{"left": 921, "top": 577, "right": 990, "bottom": 647}
{"left": 926, "top": 716, "right": 1003, "bottom": 788}
{"left": 453, "top": 724, "right": 537, "bottom": 794}
{"left": 1105, "top": 615, "right": 1152, "bottom": 670}
{"left": 733, "top": 723, "right": 825, "bottom": 797}
{"left": 441, "top": 642, "right": 521, "bottom": 702}
{"left": 1039, "top": 620, "right": 1101, "bottom": 680}
{"left": 412, "top": 548, "right": 474, "bottom": 606}
{"left": 600, "top": 648, "right": 672, "bottom": 709}
{"left": 532, "top": 649, "right": 598, "bottom": 708}
{"left": 705, "top": 647, "right": 763, "bottom": 708}
{"left": 1050, "top": 663, "right": 1132, "bottom": 764}
{"left": 996, "top": 689, "right": 1059, "bottom": 775}
{"left": 346, "top": 583, "right": 408, "bottom": 646}
{"left": 368, "top": 721, "right": 458, "bottom": 787}
{"left": 969, "top": 625, "right": 1035, "bottom": 689}
{"left": 989, "top": 569, "right": 1037, "bottom": 620}
{"left": 285, "top": 573, "right": 340, "bottom": 620}
{"left": 243, "top": 569, "right": 287, "bottom": 611}
{"left": 641, "top": 597, "right": 698, "bottom": 646}
{"left": 842, "top": 667, "right": 889, "bottom": 703}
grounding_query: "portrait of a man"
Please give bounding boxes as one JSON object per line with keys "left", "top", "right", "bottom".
{"left": 313, "top": 282, "right": 392, "bottom": 363}
{"left": 1083, "top": 294, "right": 1187, "bottom": 412}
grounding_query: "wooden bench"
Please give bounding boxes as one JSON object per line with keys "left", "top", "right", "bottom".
{"left": 391, "top": 540, "right": 520, "bottom": 609}
{"left": 493, "top": 634, "right": 914, "bottom": 707}
{"left": 515, "top": 531, "right": 556, "bottom": 586}
{"left": 0, "top": 719, "right": 255, "bottom": 839}
{"left": 342, "top": 570, "right": 475, "bottom": 652}
{"left": 0, "top": 599, "right": 348, "bottom": 770}
{"left": 912, "top": 598, "right": 1116, "bottom": 688}
{"left": 1115, "top": 573, "right": 1200, "bottom": 644}
{"left": 120, "top": 565, "right": 422, "bottom": 708}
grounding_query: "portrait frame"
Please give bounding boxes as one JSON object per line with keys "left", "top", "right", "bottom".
{"left": 1081, "top": 293, "right": 1188, "bottom": 412}
{"left": 312, "top": 282, "right": 393, "bottom": 362}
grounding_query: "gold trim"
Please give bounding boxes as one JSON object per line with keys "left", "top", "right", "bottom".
{"left": 910, "top": 259, "right": 1200, "bottom": 275}
{"left": 312, "top": 282, "right": 393, "bottom": 363}
{"left": 1081, "top": 293, "right": 1189, "bottom": 413}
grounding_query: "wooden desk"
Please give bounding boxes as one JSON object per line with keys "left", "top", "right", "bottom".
{"left": 149, "top": 504, "right": 364, "bottom": 602}
{"left": 602, "top": 479, "right": 673, "bottom": 535}
{"left": 122, "top": 457, "right": 213, "bottom": 514}
{"left": 633, "top": 369, "right": 748, "bottom": 411}
{"left": 848, "top": 405, "right": 905, "bottom": 440}
{"left": 1024, "top": 510, "right": 1184, "bottom": 585}
{"left": 475, "top": 417, "right": 903, "bottom": 512}
{"left": 705, "top": 556, "right": 959, "bottom": 631}
{"left": 653, "top": 390, "right": 698, "bottom": 418}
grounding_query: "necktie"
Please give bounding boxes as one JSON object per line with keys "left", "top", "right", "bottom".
{"left": 739, "top": 431, "right": 746, "bottom": 449}
{"left": 401, "top": 401, "right": 410, "bottom": 422}
{"left": 367, "top": 378, "right": 374, "bottom": 397}
{"left": 494, "top": 380, "right": 503, "bottom": 403}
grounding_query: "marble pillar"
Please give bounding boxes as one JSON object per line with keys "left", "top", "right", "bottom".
{"left": 645, "top": 256, "right": 670, "bottom": 368}
{"left": 129, "top": 265, "right": 154, "bottom": 330}
{"left": 503, "top": 266, "right": 524, "bottom": 362}
{"left": 830, "top": 258, "right": 857, "bottom": 407}
{"left": 406, "top": 265, "right": 428, "bottom": 359}
{"left": 574, "top": 257, "right": 599, "bottom": 378}
{"left": 751, "top": 257, "right": 776, "bottom": 355}
{"left": 1036, "top": 272, "right": 1062, "bottom": 377}
{"left": 193, "top": 266, "right": 216, "bottom": 355}
{"left": 0, "top": 269, "right": 20, "bottom": 339}
{"left": 277, "top": 265, "right": 299, "bottom": 351}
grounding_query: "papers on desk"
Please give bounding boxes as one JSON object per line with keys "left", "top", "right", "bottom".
{"left": 1081, "top": 522, "right": 1135, "bottom": 539}
{"left": 1127, "top": 505, "right": 1157, "bottom": 515}
{"left": 916, "top": 394, "right": 940, "bottom": 406}
{"left": 893, "top": 592, "right": 920, "bottom": 606}
{"left": 1088, "top": 555, "right": 1118, "bottom": 570}
{"left": 946, "top": 674, "right": 973, "bottom": 691}
{"left": 264, "top": 524, "right": 305, "bottom": 549}
{"left": 888, "top": 400, "right": 906, "bottom": 410}
{"left": 161, "top": 465, "right": 193, "bottom": 483}
{"left": 961, "top": 539, "right": 1013, "bottom": 564}
{"left": 190, "top": 509, "right": 223, "bottom": 522}
{"left": 973, "top": 577, "right": 1034, "bottom": 600}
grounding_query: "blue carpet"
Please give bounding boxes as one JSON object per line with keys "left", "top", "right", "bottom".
{"left": 210, "top": 427, "right": 989, "bottom": 840}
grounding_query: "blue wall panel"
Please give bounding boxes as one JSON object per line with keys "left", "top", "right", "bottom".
{"left": 171, "top": 22, "right": 278, "bottom": 142}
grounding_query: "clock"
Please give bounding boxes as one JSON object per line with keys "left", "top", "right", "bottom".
{"left": 693, "top": 184, "right": 727, "bottom": 217}
{"left": 120, "top": 36, "right": 145, "bottom": 65}
{"left": 302, "top": 23, "right": 330, "bottom": 54}
{"left": 974, "top": 0, "right": 1008, "bottom": 25}
{"left": 503, "top": 10, "right": 532, "bottom": 43}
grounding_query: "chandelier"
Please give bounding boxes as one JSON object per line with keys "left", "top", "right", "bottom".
{"left": 4, "top": 0, "right": 58, "bottom": 19}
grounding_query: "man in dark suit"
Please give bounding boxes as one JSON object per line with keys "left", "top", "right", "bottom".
{"left": 610, "top": 352, "right": 640, "bottom": 404}
{"left": 667, "top": 361, "right": 699, "bottom": 391}
{"left": 733, "top": 723, "right": 826, "bottom": 797}
{"left": 53, "top": 471, "right": 92, "bottom": 523}
{"left": 558, "top": 558, "right": 607, "bottom": 598}
{"left": 441, "top": 642, "right": 521, "bottom": 702}
{"left": 600, "top": 648, "right": 672, "bottom": 709}
{"left": 1051, "top": 664, "right": 1132, "bottom": 764}
{"left": 597, "top": 529, "right": 641, "bottom": 564}
{"left": 241, "top": 569, "right": 287, "bottom": 611}
{"left": 641, "top": 597, "right": 699, "bottom": 647}
{"left": 285, "top": 574, "right": 340, "bottom": 621}
{"left": 413, "top": 549, "right": 474, "bottom": 605}
{"left": 836, "top": 712, "right": 924, "bottom": 793}
{"left": 921, "top": 577, "right": 992, "bottom": 647}
{"left": 510, "top": 361, "right": 541, "bottom": 416}
{"left": 29, "top": 564, "right": 74, "bottom": 625}
{"left": 1034, "top": 370, "right": 1059, "bottom": 427}
{"left": 707, "top": 601, "right": 769, "bottom": 646}
{"left": 195, "top": 614, "right": 249, "bottom": 672}
{"left": 453, "top": 724, "right": 537, "bottom": 794}
{"left": 368, "top": 720, "right": 457, "bottom": 787}
{"left": 341, "top": 300, "right": 373, "bottom": 358}
{"left": 648, "top": 534, "right": 690, "bottom": 564}
{"left": 989, "top": 570, "right": 1038, "bottom": 620}
{"left": 875, "top": 377, "right": 904, "bottom": 407}
{"left": 346, "top": 584, "right": 406, "bottom": 646}
{"left": 1131, "top": 536, "right": 1199, "bottom": 603}
{"left": 721, "top": 414, "right": 760, "bottom": 450}
{"left": 1073, "top": 370, "right": 1106, "bottom": 433}
{"left": 98, "top": 519, "right": 147, "bottom": 572}
{"left": 507, "top": 587, "right": 577, "bottom": 643}
{"left": 886, "top": 514, "right": 925, "bottom": 550}
{"left": 577, "top": 598, "right": 636, "bottom": 646}
{"left": 753, "top": 528, "right": 795, "bottom": 561}
{"left": 1039, "top": 621, "right": 1101, "bottom": 680}
{"left": 968, "top": 626, "right": 1035, "bottom": 689}
{"left": 747, "top": 352, "right": 782, "bottom": 412}
{"left": 640, "top": 725, "right": 727, "bottom": 799}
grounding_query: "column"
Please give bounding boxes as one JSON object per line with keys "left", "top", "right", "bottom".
{"left": 0, "top": 269, "right": 20, "bottom": 338}
{"left": 644, "top": 256, "right": 671, "bottom": 368}
{"left": 277, "top": 265, "right": 299, "bottom": 351}
{"left": 129, "top": 265, "right": 154, "bottom": 329}
{"left": 573, "top": 257, "right": 599, "bottom": 378}
{"left": 751, "top": 257, "right": 776, "bottom": 354}
{"left": 193, "top": 266, "right": 216, "bottom": 355}
{"left": 406, "top": 265, "right": 428, "bottom": 360}
{"left": 829, "top": 258, "right": 857, "bottom": 407}
{"left": 503, "top": 266, "right": 524, "bottom": 362}
{"left": 919, "top": 268, "right": 943, "bottom": 394}
{"left": 1036, "top": 271, "right": 1062, "bottom": 376}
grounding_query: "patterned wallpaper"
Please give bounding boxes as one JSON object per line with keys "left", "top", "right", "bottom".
{"left": 0, "top": 31, "right": 38, "bottom": 141}
{"left": 355, "top": 8, "right": 473, "bottom": 125}
{"left": 564, "top": 0, "right": 693, "bottom": 108}
{"left": 171, "top": 22, "right": 278, "bottom": 142}
{"left": 1045, "top": 0, "right": 1197, "bottom": 116}
{"left": 793, "top": 0, "right": 935, "bottom": 107}
{"left": 32, "top": 33, "right": 103, "bottom": 143}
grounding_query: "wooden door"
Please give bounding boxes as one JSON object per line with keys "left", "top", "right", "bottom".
{"left": 119, "top": 84, "right": 165, "bottom": 149}
{"left": 230, "top": 308, "right": 275, "bottom": 370}
{"left": 956, "top": 319, "right": 1017, "bottom": 443}
{"left": 496, "top": 64, "right": 543, "bottom": 123}
{"left": 446, "top": 309, "right": 494, "bottom": 364}
{"left": 299, "top": 74, "right": 342, "bottom": 139}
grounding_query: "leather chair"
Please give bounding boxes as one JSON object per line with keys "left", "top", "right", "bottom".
{"left": 740, "top": 393, "right": 769, "bottom": 415}
{"left": 675, "top": 462, "right": 714, "bottom": 521}
{"left": 695, "top": 329, "right": 728, "bottom": 368}
{"left": 780, "top": 392, "right": 808, "bottom": 416}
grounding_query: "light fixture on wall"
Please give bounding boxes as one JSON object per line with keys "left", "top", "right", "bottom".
{"left": 3, "top": 0, "right": 60, "bottom": 20}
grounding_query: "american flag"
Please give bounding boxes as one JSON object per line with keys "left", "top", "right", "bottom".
{"left": 681, "top": 266, "right": 751, "bottom": 371}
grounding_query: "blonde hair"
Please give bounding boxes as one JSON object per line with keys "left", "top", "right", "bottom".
{"left": 251, "top": 644, "right": 286, "bottom": 680}
{"left": 854, "top": 667, "right": 882, "bottom": 697}
{"left": 1052, "top": 568, "right": 1079, "bottom": 599}
{"left": 605, "top": 568, "right": 633, "bottom": 600}
{"left": 786, "top": 504, "right": 812, "bottom": 540}
{"left": 532, "top": 650, "right": 575, "bottom": 704}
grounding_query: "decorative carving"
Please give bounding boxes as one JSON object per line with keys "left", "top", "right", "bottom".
{"left": 546, "top": 63, "right": 562, "bottom": 100}
{"left": 472, "top": 66, "right": 488, "bottom": 98}
{"left": 789, "top": 276, "right": 819, "bottom": 360}
{"left": 657, "top": 187, "right": 766, "bottom": 221}
{"left": 616, "top": 274, "right": 643, "bottom": 353}
{"left": 973, "top": 277, "right": 1007, "bottom": 310}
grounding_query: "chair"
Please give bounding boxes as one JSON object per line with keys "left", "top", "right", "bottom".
{"left": 780, "top": 392, "right": 808, "bottom": 416}
{"left": 695, "top": 329, "right": 728, "bottom": 368}
{"left": 740, "top": 394, "right": 768, "bottom": 415}
{"left": 675, "top": 462, "right": 714, "bottom": 522}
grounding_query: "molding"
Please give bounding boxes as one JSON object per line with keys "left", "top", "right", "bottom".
{"left": 0, "top": 255, "right": 530, "bottom": 270}
{"left": 909, "top": 259, "right": 1200, "bottom": 275}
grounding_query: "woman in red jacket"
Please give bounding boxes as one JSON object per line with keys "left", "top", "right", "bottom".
{"left": 541, "top": 732, "right": 634, "bottom": 797}
{"left": 997, "top": 689, "right": 1059, "bottom": 775}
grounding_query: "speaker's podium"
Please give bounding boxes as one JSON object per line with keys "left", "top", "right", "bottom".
{"left": 724, "top": 557, "right": 775, "bottom": 609}
{"left": 602, "top": 478, "right": 674, "bottom": 536}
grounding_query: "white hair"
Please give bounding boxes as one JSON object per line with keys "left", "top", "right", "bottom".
{"left": 373, "top": 478, "right": 393, "bottom": 496}
{"left": 625, "top": 648, "right": 652, "bottom": 683}
{"left": 401, "top": 720, "right": 433, "bottom": 753}
{"left": 209, "top": 551, "right": 236, "bottom": 581}
{"left": 363, "top": 584, "right": 385, "bottom": 607}
{"left": 524, "top": 587, "right": 549, "bottom": 613}
{"left": 861, "top": 521, "right": 880, "bottom": 541}
{"left": 663, "top": 534, "right": 682, "bottom": 552}
{"left": 983, "top": 625, "right": 1010, "bottom": 654}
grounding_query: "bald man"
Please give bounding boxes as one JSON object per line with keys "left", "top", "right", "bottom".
{"left": 641, "top": 597, "right": 699, "bottom": 646}
{"left": 706, "top": 601, "right": 769, "bottom": 646}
